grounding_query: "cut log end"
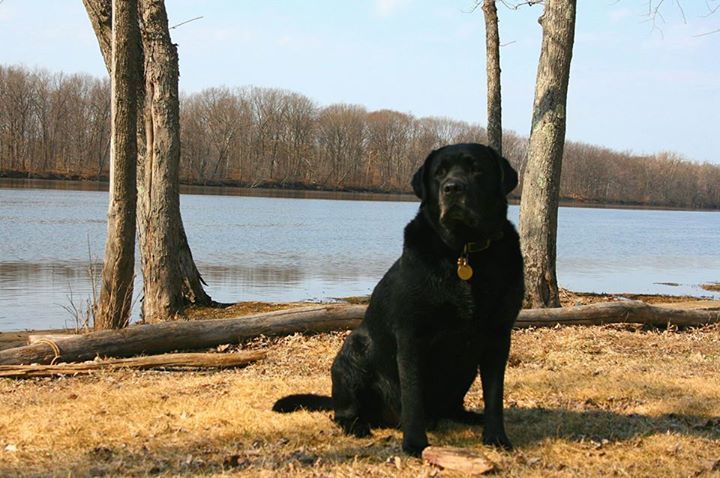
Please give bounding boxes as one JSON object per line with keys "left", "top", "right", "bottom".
{"left": 422, "top": 446, "right": 496, "bottom": 476}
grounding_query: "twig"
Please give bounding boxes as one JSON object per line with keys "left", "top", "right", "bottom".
{"left": 170, "top": 16, "right": 203, "bottom": 30}
{"left": 674, "top": 0, "right": 687, "bottom": 24}
{"left": 693, "top": 27, "right": 720, "bottom": 36}
{"left": 701, "top": 0, "right": 720, "bottom": 17}
{"left": 499, "top": 0, "right": 543, "bottom": 10}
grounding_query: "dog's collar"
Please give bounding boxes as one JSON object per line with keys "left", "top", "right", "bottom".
{"left": 456, "top": 231, "right": 504, "bottom": 281}
{"left": 465, "top": 239, "right": 491, "bottom": 253}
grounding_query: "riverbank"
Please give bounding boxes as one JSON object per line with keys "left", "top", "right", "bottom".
{"left": 2, "top": 175, "right": 719, "bottom": 212}
{"left": 1, "top": 295, "right": 718, "bottom": 477}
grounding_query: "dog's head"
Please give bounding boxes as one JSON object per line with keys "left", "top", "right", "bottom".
{"left": 412, "top": 143, "right": 518, "bottom": 250}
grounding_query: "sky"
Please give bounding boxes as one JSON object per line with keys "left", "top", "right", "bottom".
{"left": 0, "top": 1, "right": 718, "bottom": 164}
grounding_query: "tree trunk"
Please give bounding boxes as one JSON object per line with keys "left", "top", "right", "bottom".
{"left": 82, "top": 0, "right": 212, "bottom": 324}
{"left": 137, "top": 0, "right": 184, "bottom": 322}
{"left": 518, "top": 0, "right": 576, "bottom": 308}
{"left": 482, "top": 0, "right": 502, "bottom": 156}
{"left": 94, "top": 0, "right": 140, "bottom": 330}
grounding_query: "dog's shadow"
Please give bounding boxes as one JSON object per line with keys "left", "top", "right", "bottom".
{"left": 437, "top": 406, "right": 720, "bottom": 447}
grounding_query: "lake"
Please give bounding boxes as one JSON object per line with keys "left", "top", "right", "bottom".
{"left": 1, "top": 179, "right": 719, "bottom": 331}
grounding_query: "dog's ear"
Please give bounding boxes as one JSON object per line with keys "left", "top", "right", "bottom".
{"left": 412, "top": 150, "right": 436, "bottom": 201}
{"left": 411, "top": 164, "right": 425, "bottom": 200}
{"left": 497, "top": 154, "right": 518, "bottom": 195}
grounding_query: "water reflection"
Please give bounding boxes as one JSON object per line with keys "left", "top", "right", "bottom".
{"left": 0, "top": 260, "right": 379, "bottom": 330}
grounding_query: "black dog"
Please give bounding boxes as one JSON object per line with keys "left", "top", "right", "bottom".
{"left": 273, "top": 143, "right": 524, "bottom": 455}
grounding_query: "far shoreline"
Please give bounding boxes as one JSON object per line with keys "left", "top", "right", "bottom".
{"left": 2, "top": 175, "right": 718, "bottom": 213}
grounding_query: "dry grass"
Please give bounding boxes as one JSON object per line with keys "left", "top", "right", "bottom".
{"left": 1, "top": 321, "right": 719, "bottom": 477}
{"left": 181, "top": 302, "right": 308, "bottom": 321}
{"left": 557, "top": 288, "right": 711, "bottom": 307}
{"left": 343, "top": 289, "right": 712, "bottom": 308}
{"left": 702, "top": 283, "right": 720, "bottom": 293}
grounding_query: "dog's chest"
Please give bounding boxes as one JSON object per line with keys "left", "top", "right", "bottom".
{"left": 449, "top": 267, "right": 504, "bottom": 332}
{"left": 426, "top": 273, "right": 489, "bottom": 332}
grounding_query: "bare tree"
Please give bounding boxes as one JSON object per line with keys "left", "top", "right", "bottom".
{"left": 95, "top": 0, "right": 140, "bottom": 329}
{"left": 518, "top": 0, "right": 576, "bottom": 308}
{"left": 83, "top": 0, "right": 211, "bottom": 324}
{"left": 4, "top": 64, "right": 719, "bottom": 210}
{"left": 482, "top": 0, "right": 503, "bottom": 155}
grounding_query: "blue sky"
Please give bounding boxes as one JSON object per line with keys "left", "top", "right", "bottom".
{"left": 0, "top": 1, "right": 718, "bottom": 164}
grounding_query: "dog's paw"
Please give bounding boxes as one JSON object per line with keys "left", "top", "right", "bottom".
{"left": 402, "top": 435, "right": 429, "bottom": 457}
{"left": 482, "top": 431, "right": 513, "bottom": 450}
{"left": 337, "top": 417, "right": 371, "bottom": 438}
{"left": 452, "top": 409, "right": 484, "bottom": 425}
{"left": 425, "top": 417, "right": 439, "bottom": 431}
{"left": 350, "top": 422, "right": 371, "bottom": 438}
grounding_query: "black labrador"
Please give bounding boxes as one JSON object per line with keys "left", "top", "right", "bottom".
{"left": 273, "top": 143, "right": 524, "bottom": 455}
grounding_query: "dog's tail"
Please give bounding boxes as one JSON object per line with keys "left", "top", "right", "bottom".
{"left": 272, "top": 394, "right": 333, "bottom": 413}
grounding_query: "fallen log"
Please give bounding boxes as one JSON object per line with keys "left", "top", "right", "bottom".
{"left": 0, "top": 351, "right": 266, "bottom": 378}
{"left": 0, "top": 301, "right": 717, "bottom": 366}
{"left": 0, "top": 304, "right": 365, "bottom": 365}
{"left": 28, "top": 334, "right": 74, "bottom": 344}
{"left": 515, "top": 300, "right": 720, "bottom": 328}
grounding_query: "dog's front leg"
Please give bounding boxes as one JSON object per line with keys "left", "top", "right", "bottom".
{"left": 396, "top": 335, "right": 428, "bottom": 456}
{"left": 479, "top": 328, "right": 513, "bottom": 449}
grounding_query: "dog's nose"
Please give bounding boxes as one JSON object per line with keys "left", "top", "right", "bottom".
{"left": 443, "top": 180, "right": 465, "bottom": 195}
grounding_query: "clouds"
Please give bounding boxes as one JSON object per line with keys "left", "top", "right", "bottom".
{"left": 374, "top": 0, "right": 412, "bottom": 18}
{"left": 608, "top": 7, "right": 634, "bottom": 23}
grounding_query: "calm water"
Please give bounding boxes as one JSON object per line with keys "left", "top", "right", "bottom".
{"left": 1, "top": 180, "right": 719, "bottom": 331}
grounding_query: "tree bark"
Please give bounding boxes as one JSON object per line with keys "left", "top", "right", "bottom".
{"left": 94, "top": 0, "right": 140, "bottom": 330}
{"left": 137, "top": 0, "right": 184, "bottom": 322}
{"left": 1, "top": 301, "right": 717, "bottom": 366}
{"left": 518, "top": 0, "right": 576, "bottom": 308}
{"left": 0, "top": 351, "right": 265, "bottom": 378}
{"left": 482, "top": 0, "right": 502, "bottom": 156}
{"left": 82, "top": 0, "right": 212, "bottom": 324}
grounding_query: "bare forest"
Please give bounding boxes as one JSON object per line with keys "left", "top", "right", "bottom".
{"left": 1, "top": 64, "right": 718, "bottom": 209}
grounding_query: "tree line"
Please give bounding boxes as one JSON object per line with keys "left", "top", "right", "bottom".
{"left": 1, "top": 63, "right": 719, "bottom": 209}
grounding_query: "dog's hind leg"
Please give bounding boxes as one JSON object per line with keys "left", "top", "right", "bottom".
{"left": 448, "top": 408, "right": 484, "bottom": 425}
{"left": 330, "top": 334, "right": 372, "bottom": 438}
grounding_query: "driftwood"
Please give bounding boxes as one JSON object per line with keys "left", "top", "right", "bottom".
{"left": 422, "top": 446, "right": 495, "bottom": 475}
{"left": 0, "top": 351, "right": 266, "bottom": 378}
{"left": 515, "top": 300, "right": 720, "bottom": 328}
{"left": 28, "top": 334, "right": 74, "bottom": 344}
{"left": 0, "top": 304, "right": 365, "bottom": 366}
{"left": 0, "top": 301, "right": 717, "bottom": 366}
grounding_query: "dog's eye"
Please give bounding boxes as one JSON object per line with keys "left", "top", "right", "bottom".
{"left": 434, "top": 167, "right": 446, "bottom": 178}
{"left": 470, "top": 164, "right": 483, "bottom": 175}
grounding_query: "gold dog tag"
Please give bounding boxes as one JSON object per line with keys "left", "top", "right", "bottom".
{"left": 457, "top": 257, "right": 473, "bottom": 281}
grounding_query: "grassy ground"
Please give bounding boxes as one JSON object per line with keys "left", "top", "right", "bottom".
{"left": 702, "top": 283, "right": 720, "bottom": 293}
{"left": 1, "top": 299, "right": 720, "bottom": 477}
